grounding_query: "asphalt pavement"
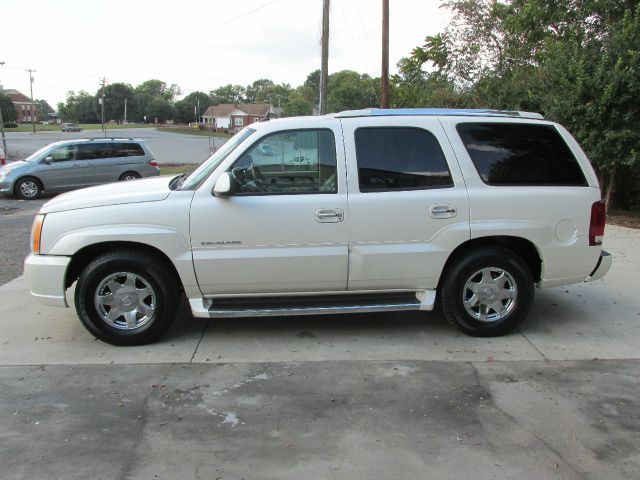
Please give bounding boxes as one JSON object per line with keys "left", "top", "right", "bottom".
{"left": 2, "top": 127, "right": 227, "bottom": 164}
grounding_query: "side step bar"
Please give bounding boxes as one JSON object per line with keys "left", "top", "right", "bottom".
{"left": 209, "top": 301, "right": 423, "bottom": 318}
{"left": 189, "top": 291, "right": 435, "bottom": 319}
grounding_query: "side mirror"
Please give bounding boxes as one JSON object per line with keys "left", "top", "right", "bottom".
{"left": 213, "top": 172, "right": 237, "bottom": 197}
{"left": 43, "top": 156, "right": 53, "bottom": 164}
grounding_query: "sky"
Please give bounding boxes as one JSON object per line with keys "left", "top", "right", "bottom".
{"left": 0, "top": 0, "right": 450, "bottom": 108}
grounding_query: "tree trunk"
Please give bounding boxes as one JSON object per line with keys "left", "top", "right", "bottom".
{"left": 604, "top": 164, "right": 617, "bottom": 210}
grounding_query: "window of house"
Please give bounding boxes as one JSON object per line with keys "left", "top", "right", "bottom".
{"left": 354, "top": 127, "right": 453, "bottom": 192}
{"left": 234, "top": 117, "right": 244, "bottom": 126}
{"left": 456, "top": 123, "right": 587, "bottom": 186}
{"left": 229, "top": 129, "right": 337, "bottom": 195}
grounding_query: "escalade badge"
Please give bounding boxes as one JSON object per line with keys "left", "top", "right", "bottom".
{"left": 201, "top": 241, "right": 242, "bottom": 246}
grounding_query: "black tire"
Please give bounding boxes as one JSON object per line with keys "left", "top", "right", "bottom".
{"left": 119, "top": 171, "right": 141, "bottom": 181}
{"left": 74, "top": 250, "right": 180, "bottom": 346}
{"left": 441, "top": 246, "right": 534, "bottom": 337}
{"left": 14, "top": 176, "right": 43, "bottom": 200}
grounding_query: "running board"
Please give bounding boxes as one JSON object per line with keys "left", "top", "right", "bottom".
{"left": 188, "top": 291, "right": 435, "bottom": 319}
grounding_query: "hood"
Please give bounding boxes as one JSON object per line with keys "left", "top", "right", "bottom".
{"left": 41, "top": 176, "right": 174, "bottom": 214}
{"left": 0, "top": 161, "right": 29, "bottom": 174}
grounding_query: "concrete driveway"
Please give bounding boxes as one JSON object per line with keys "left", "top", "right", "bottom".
{"left": 1, "top": 226, "right": 639, "bottom": 479}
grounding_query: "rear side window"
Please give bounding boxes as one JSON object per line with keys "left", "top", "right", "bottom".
{"left": 354, "top": 127, "right": 453, "bottom": 192}
{"left": 80, "top": 142, "right": 145, "bottom": 160}
{"left": 456, "top": 123, "right": 587, "bottom": 186}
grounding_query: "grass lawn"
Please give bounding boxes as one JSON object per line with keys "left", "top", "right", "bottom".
{"left": 158, "top": 126, "right": 231, "bottom": 138}
{"left": 3, "top": 123, "right": 155, "bottom": 133}
{"left": 158, "top": 164, "right": 196, "bottom": 176}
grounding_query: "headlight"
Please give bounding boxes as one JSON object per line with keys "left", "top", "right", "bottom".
{"left": 31, "top": 214, "right": 45, "bottom": 254}
{"left": 0, "top": 171, "right": 7, "bottom": 181}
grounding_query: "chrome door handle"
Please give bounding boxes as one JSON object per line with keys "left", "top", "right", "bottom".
{"left": 430, "top": 205, "right": 457, "bottom": 219}
{"left": 315, "top": 208, "right": 344, "bottom": 223}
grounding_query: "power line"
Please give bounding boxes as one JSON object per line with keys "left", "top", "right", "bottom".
{"left": 339, "top": 4, "right": 380, "bottom": 106}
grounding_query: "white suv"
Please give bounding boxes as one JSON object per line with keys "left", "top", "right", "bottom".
{"left": 24, "top": 109, "right": 612, "bottom": 345}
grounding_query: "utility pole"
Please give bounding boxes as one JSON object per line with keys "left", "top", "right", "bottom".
{"left": 26, "top": 69, "right": 36, "bottom": 133}
{"left": 319, "top": 0, "right": 330, "bottom": 115}
{"left": 381, "top": 0, "right": 389, "bottom": 108}
{"left": 124, "top": 98, "right": 127, "bottom": 124}
{"left": 0, "top": 61, "right": 7, "bottom": 159}
{"left": 99, "top": 77, "right": 106, "bottom": 136}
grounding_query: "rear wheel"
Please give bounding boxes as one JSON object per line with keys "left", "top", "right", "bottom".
{"left": 74, "top": 250, "right": 179, "bottom": 345}
{"left": 15, "top": 177, "right": 43, "bottom": 200}
{"left": 119, "top": 171, "right": 141, "bottom": 181}
{"left": 441, "top": 246, "right": 534, "bottom": 336}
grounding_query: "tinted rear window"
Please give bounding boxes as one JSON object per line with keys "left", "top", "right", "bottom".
{"left": 456, "top": 123, "right": 587, "bottom": 186}
{"left": 355, "top": 127, "right": 453, "bottom": 192}
{"left": 80, "top": 142, "right": 145, "bottom": 160}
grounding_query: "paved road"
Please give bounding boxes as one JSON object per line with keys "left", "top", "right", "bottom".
{"left": 2, "top": 128, "right": 227, "bottom": 164}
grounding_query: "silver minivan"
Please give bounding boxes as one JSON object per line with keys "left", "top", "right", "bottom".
{"left": 0, "top": 139, "right": 160, "bottom": 199}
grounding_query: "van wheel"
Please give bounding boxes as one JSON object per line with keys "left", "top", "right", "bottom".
{"left": 441, "top": 247, "right": 534, "bottom": 337}
{"left": 15, "top": 177, "right": 43, "bottom": 200}
{"left": 74, "top": 250, "right": 179, "bottom": 346}
{"left": 119, "top": 172, "right": 141, "bottom": 181}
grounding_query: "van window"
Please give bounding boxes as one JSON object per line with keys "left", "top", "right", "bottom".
{"left": 80, "top": 142, "right": 145, "bottom": 160}
{"left": 456, "top": 123, "right": 587, "bottom": 186}
{"left": 50, "top": 145, "right": 79, "bottom": 161}
{"left": 354, "top": 127, "right": 453, "bottom": 192}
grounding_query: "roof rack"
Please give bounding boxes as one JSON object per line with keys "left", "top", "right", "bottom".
{"left": 335, "top": 108, "right": 544, "bottom": 120}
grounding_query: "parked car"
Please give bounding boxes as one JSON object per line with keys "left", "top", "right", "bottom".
{"left": 24, "top": 108, "right": 611, "bottom": 345}
{"left": 0, "top": 138, "right": 159, "bottom": 199}
{"left": 61, "top": 122, "right": 82, "bottom": 132}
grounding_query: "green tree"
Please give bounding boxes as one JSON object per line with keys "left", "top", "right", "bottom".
{"left": 135, "top": 80, "right": 181, "bottom": 102}
{"left": 304, "top": 69, "right": 321, "bottom": 106}
{"left": 145, "top": 97, "right": 174, "bottom": 123}
{"left": 210, "top": 84, "right": 246, "bottom": 104}
{"left": 57, "top": 91, "right": 98, "bottom": 123}
{"left": 407, "top": 0, "right": 640, "bottom": 208}
{"left": 326, "top": 70, "right": 379, "bottom": 112}
{"left": 245, "top": 79, "right": 274, "bottom": 103}
{"left": 283, "top": 97, "right": 313, "bottom": 117}
{"left": 256, "top": 83, "right": 290, "bottom": 106}
{"left": 174, "top": 91, "right": 212, "bottom": 124}
{"left": 0, "top": 93, "right": 18, "bottom": 124}
{"left": 102, "top": 83, "right": 135, "bottom": 123}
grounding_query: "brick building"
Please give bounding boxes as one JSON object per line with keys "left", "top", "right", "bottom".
{"left": 2, "top": 89, "right": 38, "bottom": 123}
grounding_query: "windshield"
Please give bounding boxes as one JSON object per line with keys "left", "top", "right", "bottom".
{"left": 179, "top": 127, "right": 256, "bottom": 190}
{"left": 24, "top": 144, "right": 56, "bottom": 163}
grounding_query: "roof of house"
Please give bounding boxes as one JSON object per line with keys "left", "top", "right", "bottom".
{"left": 202, "top": 103, "right": 272, "bottom": 117}
{"left": 2, "top": 89, "right": 33, "bottom": 103}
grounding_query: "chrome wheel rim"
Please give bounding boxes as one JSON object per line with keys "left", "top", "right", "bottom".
{"left": 462, "top": 267, "right": 517, "bottom": 323}
{"left": 94, "top": 272, "right": 156, "bottom": 330}
{"left": 19, "top": 181, "right": 39, "bottom": 198}
{"left": 122, "top": 175, "right": 138, "bottom": 181}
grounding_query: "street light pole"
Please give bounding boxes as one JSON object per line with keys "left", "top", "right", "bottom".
{"left": 0, "top": 61, "right": 7, "bottom": 159}
{"left": 100, "top": 77, "right": 106, "bottom": 137}
{"left": 26, "top": 68, "right": 37, "bottom": 134}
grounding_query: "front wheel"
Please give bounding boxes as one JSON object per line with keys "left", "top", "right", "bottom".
{"left": 15, "top": 177, "right": 43, "bottom": 200}
{"left": 74, "top": 250, "right": 179, "bottom": 345}
{"left": 441, "top": 246, "right": 534, "bottom": 337}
